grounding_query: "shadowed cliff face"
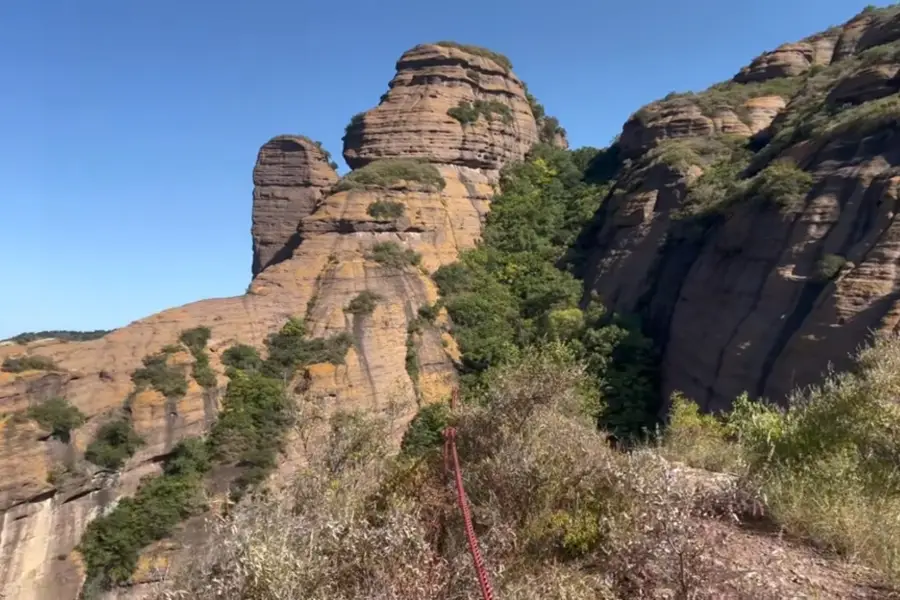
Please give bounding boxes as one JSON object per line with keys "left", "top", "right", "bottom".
{"left": 0, "top": 42, "right": 537, "bottom": 600}
{"left": 583, "top": 5, "right": 900, "bottom": 412}
{"left": 251, "top": 136, "right": 339, "bottom": 277}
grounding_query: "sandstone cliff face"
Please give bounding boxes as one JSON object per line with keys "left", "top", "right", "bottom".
{"left": 584, "top": 5, "right": 900, "bottom": 412}
{"left": 0, "top": 42, "right": 536, "bottom": 600}
{"left": 251, "top": 135, "right": 338, "bottom": 277}
{"left": 342, "top": 43, "right": 538, "bottom": 171}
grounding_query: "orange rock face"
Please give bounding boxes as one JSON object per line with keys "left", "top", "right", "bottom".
{"left": 342, "top": 43, "right": 538, "bottom": 171}
{"left": 0, "top": 42, "right": 536, "bottom": 600}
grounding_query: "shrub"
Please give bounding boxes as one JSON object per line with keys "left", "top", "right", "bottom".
{"left": 260, "top": 318, "right": 354, "bottom": 380}
{"left": 346, "top": 290, "right": 381, "bottom": 315}
{"left": 447, "top": 99, "right": 513, "bottom": 125}
{"left": 749, "top": 159, "right": 813, "bottom": 210}
{"left": 221, "top": 343, "right": 262, "bottom": 372}
{"left": 417, "top": 303, "right": 439, "bottom": 323}
{"left": 400, "top": 401, "right": 450, "bottom": 457}
{"left": 180, "top": 327, "right": 216, "bottom": 389}
{"left": 334, "top": 159, "right": 445, "bottom": 192}
{"left": 85, "top": 419, "right": 144, "bottom": 470}
{"left": 344, "top": 111, "right": 365, "bottom": 136}
{"left": 27, "top": 397, "right": 85, "bottom": 442}
{"left": 131, "top": 351, "right": 188, "bottom": 398}
{"left": 813, "top": 253, "right": 846, "bottom": 281}
{"left": 405, "top": 330, "right": 419, "bottom": 384}
{"left": 1, "top": 355, "right": 57, "bottom": 373}
{"left": 434, "top": 41, "right": 513, "bottom": 71}
{"left": 178, "top": 327, "right": 210, "bottom": 355}
{"left": 367, "top": 241, "right": 422, "bottom": 269}
{"left": 366, "top": 200, "right": 405, "bottom": 220}
{"left": 78, "top": 439, "right": 209, "bottom": 590}
{"left": 661, "top": 392, "right": 743, "bottom": 473}
{"left": 208, "top": 370, "right": 291, "bottom": 478}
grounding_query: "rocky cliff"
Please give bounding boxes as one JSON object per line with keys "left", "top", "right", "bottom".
{"left": 582, "top": 4, "right": 900, "bottom": 412}
{"left": 0, "top": 42, "right": 537, "bottom": 599}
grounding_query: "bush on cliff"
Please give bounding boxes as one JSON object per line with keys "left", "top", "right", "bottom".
{"left": 131, "top": 349, "right": 189, "bottom": 398}
{"left": 448, "top": 99, "right": 513, "bottom": 125}
{"left": 27, "top": 397, "right": 85, "bottom": 442}
{"left": 367, "top": 199, "right": 405, "bottom": 220}
{"left": 367, "top": 241, "right": 422, "bottom": 269}
{"left": 1, "top": 354, "right": 57, "bottom": 373}
{"left": 335, "top": 159, "right": 445, "bottom": 192}
{"left": 84, "top": 419, "right": 144, "bottom": 470}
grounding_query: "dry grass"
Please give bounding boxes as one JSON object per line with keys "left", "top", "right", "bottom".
{"left": 663, "top": 333, "right": 900, "bottom": 586}
{"left": 158, "top": 337, "right": 900, "bottom": 599}
{"left": 158, "top": 344, "right": 739, "bottom": 599}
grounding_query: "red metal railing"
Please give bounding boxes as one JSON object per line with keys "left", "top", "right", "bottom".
{"left": 443, "top": 389, "right": 496, "bottom": 600}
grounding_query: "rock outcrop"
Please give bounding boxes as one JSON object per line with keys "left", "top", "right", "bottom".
{"left": 0, "top": 41, "right": 537, "bottom": 600}
{"left": 342, "top": 43, "right": 538, "bottom": 171}
{"left": 583, "top": 5, "right": 900, "bottom": 412}
{"left": 251, "top": 135, "right": 338, "bottom": 276}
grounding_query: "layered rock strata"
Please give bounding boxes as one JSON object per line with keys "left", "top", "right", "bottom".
{"left": 342, "top": 43, "right": 538, "bottom": 171}
{"left": 0, "top": 42, "right": 537, "bottom": 600}
{"left": 584, "top": 5, "right": 900, "bottom": 412}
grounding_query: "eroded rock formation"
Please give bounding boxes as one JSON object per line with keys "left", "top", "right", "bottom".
{"left": 583, "top": 5, "right": 900, "bottom": 412}
{"left": 0, "top": 41, "right": 537, "bottom": 600}
{"left": 251, "top": 135, "right": 338, "bottom": 276}
{"left": 342, "top": 43, "right": 538, "bottom": 171}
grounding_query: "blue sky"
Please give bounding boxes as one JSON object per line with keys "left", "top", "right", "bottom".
{"left": 0, "top": 0, "right": 886, "bottom": 338}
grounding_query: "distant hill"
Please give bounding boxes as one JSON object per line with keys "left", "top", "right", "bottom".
{"left": 4, "top": 330, "right": 111, "bottom": 344}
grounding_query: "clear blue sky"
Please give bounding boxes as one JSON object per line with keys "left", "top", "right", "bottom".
{"left": 0, "top": 0, "right": 885, "bottom": 338}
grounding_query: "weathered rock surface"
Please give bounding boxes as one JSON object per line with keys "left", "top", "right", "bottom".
{"left": 251, "top": 135, "right": 338, "bottom": 276}
{"left": 620, "top": 94, "right": 788, "bottom": 158}
{"left": 0, "top": 42, "right": 534, "bottom": 600}
{"left": 342, "top": 43, "right": 538, "bottom": 171}
{"left": 584, "top": 5, "right": 900, "bottom": 412}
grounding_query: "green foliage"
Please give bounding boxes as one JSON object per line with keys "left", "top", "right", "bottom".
{"left": 180, "top": 327, "right": 216, "bottom": 389}
{"left": 78, "top": 438, "right": 209, "bottom": 590}
{"left": 85, "top": 419, "right": 144, "bottom": 470}
{"left": 344, "top": 111, "right": 365, "bottom": 136}
{"left": 447, "top": 99, "right": 513, "bottom": 125}
{"left": 259, "top": 318, "right": 353, "bottom": 380}
{"left": 814, "top": 253, "right": 846, "bottom": 281}
{"left": 27, "top": 397, "right": 85, "bottom": 442}
{"left": 335, "top": 159, "right": 445, "bottom": 192}
{"left": 400, "top": 402, "right": 450, "bottom": 457}
{"left": 432, "top": 144, "right": 657, "bottom": 435}
{"left": 179, "top": 327, "right": 210, "bottom": 355}
{"left": 433, "top": 41, "right": 512, "bottom": 71}
{"left": 676, "top": 137, "right": 754, "bottom": 218}
{"left": 131, "top": 351, "right": 188, "bottom": 398}
{"left": 4, "top": 330, "right": 110, "bottom": 344}
{"left": 368, "top": 241, "right": 422, "bottom": 269}
{"left": 417, "top": 303, "right": 439, "bottom": 323}
{"left": 748, "top": 159, "right": 813, "bottom": 210}
{"left": 1, "top": 354, "right": 57, "bottom": 373}
{"left": 208, "top": 370, "right": 292, "bottom": 487}
{"left": 661, "top": 392, "right": 743, "bottom": 472}
{"left": 405, "top": 330, "right": 420, "bottom": 384}
{"left": 346, "top": 290, "right": 381, "bottom": 315}
{"left": 221, "top": 344, "right": 262, "bottom": 372}
{"left": 312, "top": 140, "right": 340, "bottom": 171}
{"left": 366, "top": 200, "right": 405, "bottom": 220}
